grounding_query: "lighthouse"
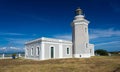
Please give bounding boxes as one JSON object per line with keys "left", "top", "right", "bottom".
{"left": 72, "top": 8, "right": 92, "bottom": 58}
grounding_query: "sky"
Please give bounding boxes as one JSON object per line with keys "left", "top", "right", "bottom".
{"left": 0, "top": 0, "right": 120, "bottom": 53}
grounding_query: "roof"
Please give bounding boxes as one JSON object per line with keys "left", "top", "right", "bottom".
{"left": 25, "top": 37, "right": 72, "bottom": 44}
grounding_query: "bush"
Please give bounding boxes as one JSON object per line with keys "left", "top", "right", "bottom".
{"left": 12, "top": 53, "right": 16, "bottom": 59}
{"left": 95, "top": 49, "right": 108, "bottom": 56}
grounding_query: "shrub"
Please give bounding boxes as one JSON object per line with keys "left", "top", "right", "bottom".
{"left": 95, "top": 49, "right": 108, "bottom": 56}
{"left": 12, "top": 53, "right": 16, "bottom": 59}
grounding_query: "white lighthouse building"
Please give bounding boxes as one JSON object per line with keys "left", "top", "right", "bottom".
{"left": 25, "top": 8, "right": 94, "bottom": 60}
{"left": 72, "top": 8, "right": 94, "bottom": 58}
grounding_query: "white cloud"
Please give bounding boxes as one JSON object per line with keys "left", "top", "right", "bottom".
{"left": 5, "top": 38, "right": 32, "bottom": 45}
{"left": 0, "top": 47, "right": 7, "bottom": 50}
{"left": 9, "top": 47, "right": 22, "bottom": 50}
{"left": 89, "top": 28, "right": 120, "bottom": 39}
{"left": 95, "top": 41, "right": 120, "bottom": 46}
{"left": 0, "top": 32, "right": 26, "bottom": 36}
{"left": 0, "top": 46, "right": 24, "bottom": 53}
{"left": 53, "top": 28, "right": 120, "bottom": 40}
{"left": 54, "top": 34, "right": 72, "bottom": 40}
{"left": 94, "top": 41, "right": 120, "bottom": 51}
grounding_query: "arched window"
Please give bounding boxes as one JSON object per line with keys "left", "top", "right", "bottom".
{"left": 67, "top": 48, "right": 70, "bottom": 54}
{"left": 51, "top": 47, "right": 54, "bottom": 58}
{"left": 31, "top": 48, "right": 33, "bottom": 56}
{"left": 36, "top": 47, "right": 40, "bottom": 56}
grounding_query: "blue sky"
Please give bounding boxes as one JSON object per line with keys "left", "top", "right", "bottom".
{"left": 0, "top": 0, "right": 120, "bottom": 53}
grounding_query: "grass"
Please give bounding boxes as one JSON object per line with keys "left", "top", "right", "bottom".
{"left": 0, "top": 56, "right": 120, "bottom": 72}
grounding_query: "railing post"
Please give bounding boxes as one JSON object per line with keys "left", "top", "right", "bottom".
{"left": 2, "top": 54, "right": 4, "bottom": 59}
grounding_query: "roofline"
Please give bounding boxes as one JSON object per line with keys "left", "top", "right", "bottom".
{"left": 25, "top": 37, "right": 72, "bottom": 44}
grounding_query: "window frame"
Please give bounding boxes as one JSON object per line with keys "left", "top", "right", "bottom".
{"left": 36, "top": 47, "right": 40, "bottom": 56}
{"left": 66, "top": 47, "right": 70, "bottom": 55}
{"left": 49, "top": 45, "right": 55, "bottom": 58}
{"left": 31, "top": 48, "right": 33, "bottom": 56}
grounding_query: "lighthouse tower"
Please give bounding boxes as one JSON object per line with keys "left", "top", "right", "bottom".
{"left": 72, "top": 8, "right": 91, "bottom": 58}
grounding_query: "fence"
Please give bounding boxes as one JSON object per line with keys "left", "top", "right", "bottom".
{"left": 0, "top": 53, "right": 25, "bottom": 59}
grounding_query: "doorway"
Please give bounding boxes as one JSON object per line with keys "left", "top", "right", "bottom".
{"left": 51, "top": 47, "right": 54, "bottom": 58}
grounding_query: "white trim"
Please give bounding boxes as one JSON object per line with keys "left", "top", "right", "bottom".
{"left": 73, "top": 22, "right": 88, "bottom": 26}
{"left": 49, "top": 45, "right": 55, "bottom": 59}
{"left": 25, "top": 48, "right": 28, "bottom": 57}
{"left": 38, "top": 47, "right": 41, "bottom": 59}
{"left": 25, "top": 37, "right": 72, "bottom": 44}
{"left": 36, "top": 46, "right": 40, "bottom": 56}
{"left": 25, "top": 47, "right": 27, "bottom": 58}
{"left": 59, "top": 43, "right": 63, "bottom": 58}
{"left": 41, "top": 42, "right": 45, "bottom": 60}
{"left": 31, "top": 48, "right": 33, "bottom": 56}
{"left": 43, "top": 42, "right": 72, "bottom": 45}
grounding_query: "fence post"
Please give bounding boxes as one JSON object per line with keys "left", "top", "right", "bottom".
{"left": 2, "top": 54, "right": 4, "bottom": 59}
{"left": 18, "top": 53, "right": 21, "bottom": 57}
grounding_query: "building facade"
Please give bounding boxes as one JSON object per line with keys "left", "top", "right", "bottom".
{"left": 25, "top": 37, "right": 72, "bottom": 60}
{"left": 25, "top": 8, "right": 94, "bottom": 60}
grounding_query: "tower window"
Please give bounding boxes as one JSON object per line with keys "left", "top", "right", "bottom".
{"left": 85, "top": 28, "right": 87, "bottom": 32}
{"left": 80, "top": 55, "right": 82, "bottom": 57}
{"left": 67, "top": 48, "right": 70, "bottom": 54}
{"left": 86, "top": 43, "right": 88, "bottom": 48}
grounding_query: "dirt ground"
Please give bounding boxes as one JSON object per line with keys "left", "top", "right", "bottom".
{"left": 0, "top": 56, "right": 120, "bottom": 72}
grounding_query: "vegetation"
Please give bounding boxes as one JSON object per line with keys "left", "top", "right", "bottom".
{"left": 0, "top": 56, "right": 120, "bottom": 72}
{"left": 110, "top": 51, "right": 120, "bottom": 56}
{"left": 12, "top": 53, "right": 16, "bottom": 59}
{"left": 95, "top": 49, "right": 108, "bottom": 56}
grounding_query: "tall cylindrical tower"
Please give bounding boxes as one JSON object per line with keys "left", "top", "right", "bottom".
{"left": 72, "top": 8, "right": 90, "bottom": 58}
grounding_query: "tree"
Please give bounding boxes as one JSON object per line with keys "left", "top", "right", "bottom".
{"left": 95, "top": 49, "right": 108, "bottom": 56}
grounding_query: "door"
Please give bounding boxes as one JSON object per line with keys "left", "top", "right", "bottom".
{"left": 51, "top": 47, "right": 54, "bottom": 58}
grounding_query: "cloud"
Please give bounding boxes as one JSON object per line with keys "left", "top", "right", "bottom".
{"left": 9, "top": 47, "right": 23, "bottom": 50}
{"left": 54, "top": 34, "right": 72, "bottom": 40}
{"left": 53, "top": 28, "right": 120, "bottom": 40}
{"left": 0, "top": 32, "right": 26, "bottom": 36}
{"left": 89, "top": 28, "right": 120, "bottom": 51}
{"left": 89, "top": 28, "right": 120, "bottom": 39}
{"left": 0, "top": 47, "right": 7, "bottom": 50}
{"left": 95, "top": 41, "right": 120, "bottom": 46}
{"left": 0, "top": 46, "right": 24, "bottom": 53}
{"left": 94, "top": 41, "right": 120, "bottom": 51}
{"left": 5, "top": 38, "right": 32, "bottom": 45}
